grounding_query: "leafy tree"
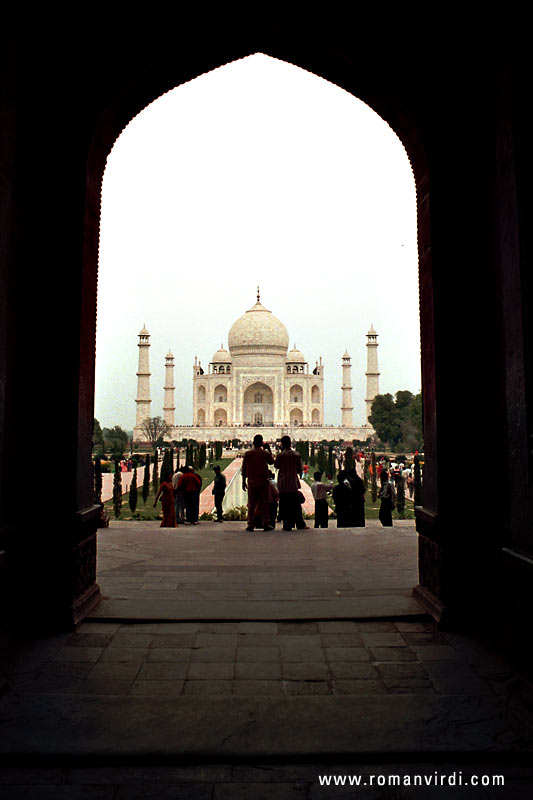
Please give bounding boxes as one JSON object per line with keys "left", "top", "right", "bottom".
{"left": 104, "top": 425, "right": 129, "bottom": 459}
{"left": 140, "top": 416, "right": 171, "bottom": 449}
{"left": 142, "top": 454, "right": 151, "bottom": 504}
{"left": 113, "top": 460, "right": 122, "bottom": 519}
{"left": 129, "top": 467, "right": 138, "bottom": 514}
{"left": 369, "top": 394, "right": 401, "bottom": 446}
{"left": 93, "top": 418, "right": 104, "bottom": 453}
{"left": 395, "top": 390, "right": 414, "bottom": 410}
{"left": 369, "top": 391, "right": 423, "bottom": 450}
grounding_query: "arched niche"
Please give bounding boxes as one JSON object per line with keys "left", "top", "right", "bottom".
{"left": 291, "top": 408, "right": 304, "bottom": 426}
{"left": 290, "top": 384, "right": 303, "bottom": 403}
{"left": 243, "top": 381, "right": 274, "bottom": 426}
{"left": 77, "top": 45, "right": 435, "bottom": 627}
{"left": 214, "top": 408, "right": 227, "bottom": 426}
{"left": 214, "top": 384, "right": 227, "bottom": 403}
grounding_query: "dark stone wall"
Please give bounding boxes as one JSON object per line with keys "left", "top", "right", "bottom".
{"left": 1, "top": 26, "right": 531, "bottom": 659}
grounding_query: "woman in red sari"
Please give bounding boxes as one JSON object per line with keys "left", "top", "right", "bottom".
{"left": 153, "top": 472, "right": 177, "bottom": 528}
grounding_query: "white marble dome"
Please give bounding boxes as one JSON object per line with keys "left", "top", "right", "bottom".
{"left": 228, "top": 300, "right": 289, "bottom": 357}
{"left": 286, "top": 346, "right": 306, "bottom": 363}
{"left": 211, "top": 346, "right": 231, "bottom": 363}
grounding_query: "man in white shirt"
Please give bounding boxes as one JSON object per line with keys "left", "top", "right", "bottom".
{"left": 311, "top": 471, "right": 332, "bottom": 528}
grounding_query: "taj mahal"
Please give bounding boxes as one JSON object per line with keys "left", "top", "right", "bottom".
{"left": 133, "top": 291, "right": 379, "bottom": 444}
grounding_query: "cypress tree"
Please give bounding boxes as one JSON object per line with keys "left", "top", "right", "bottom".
{"left": 310, "top": 443, "right": 315, "bottom": 467}
{"left": 318, "top": 445, "right": 327, "bottom": 474}
{"left": 129, "top": 467, "right": 138, "bottom": 514}
{"left": 142, "top": 454, "right": 151, "bottom": 504}
{"left": 199, "top": 443, "right": 206, "bottom": 469}
{"left": 371, "top": 452, "right": 378, "bottom": 503}
{"left": 161, "top": 448, "right": 172, "bottom": 481}
{"left": 113, "top": 460, "right": 122, "bottom": 519}
{"left": 345, "top": 447, "right": 354, "bottom": 472}
{"left": 152, "top": 450, "right": 159, "bottom": 491}
{"left": 94, "top": 457, "right": 102, "bottom": 504}
{"left": 414, "top": 454, "right": 423, "bottom": 506}
{"left": 327, "top": 445, "right": 335, "bottom": 479}
{"left": 363, "top": 454, "right": 369, "bottom": 491}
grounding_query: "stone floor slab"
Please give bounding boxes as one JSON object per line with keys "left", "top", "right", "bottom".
{"left": 0, "top": 693, "right": 520, "bottom": 757}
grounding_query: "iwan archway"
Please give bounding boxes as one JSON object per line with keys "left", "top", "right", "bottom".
{"left": 80, "top": 48, "right": 435, "bottom": 625}
{"left": 2, "top": 28, "right": 529, "bottom": 672}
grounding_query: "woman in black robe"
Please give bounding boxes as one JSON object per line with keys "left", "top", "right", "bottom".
{"left": 378, "top": 470, "right": 395, "bottom": 527}
{"left": 346, "top": 468, "right": 366, "bottom": 527}
{"left": 332, "top": 470, "right": 353, "bottom": 528}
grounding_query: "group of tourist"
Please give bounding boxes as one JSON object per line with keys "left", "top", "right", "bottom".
{"left": 241, "top": 434, "right": 309, "bottom": 532}
{"left": 153, "top": 465, "right": 203, "bottom": 528}
{"left": 153, "top": 437, "right": 404, "bottom": 530}
{"left": 311, "top": 466, "right": 396, "bottom": 529}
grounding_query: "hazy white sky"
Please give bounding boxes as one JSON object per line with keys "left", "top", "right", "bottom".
{"left": 95, "top": 54, "right": 420, "bottom": 431}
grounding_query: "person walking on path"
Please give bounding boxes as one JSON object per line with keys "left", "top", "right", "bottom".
{"left": 212, "top": 465, "right": 226, "bottom": 523}
{"left": 378, "top": 469, "right": 396, "bottom": 527}
{"left": 311, "top": 470, "right": 332, "bottom": 528}
{"left": 346, "top": 468, "right": 366, "bottom": 527}
{"left": 332, "top": 470, "right": 353, "bottom": 528}
{"left": 153, "top": 472, "right": 176, "bottom": 528}
{"left": 274, "top": 435, "right": 304, "bottom": 531}
{"left": 241, "top": 434, "right": 275, "bottom": 531}
{"left": 178, "top": 466, "right": 202, "bottom": 524}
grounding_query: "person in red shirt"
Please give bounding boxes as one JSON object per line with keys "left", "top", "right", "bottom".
{"left": 242, "top": 434, "right": 274, "bottom": 531}
{"left": 274, "top": 435, "right": 304, "bottom": 531}
{"left": 153, "top": 472, "right": 176, "bottom": 528}
{"left": 177, "top": 466, "right": 202, "bottom": 524}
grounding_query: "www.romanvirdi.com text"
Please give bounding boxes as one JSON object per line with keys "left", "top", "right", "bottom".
{"left": 318, "top": 772, "right": 504, "bottom": 788}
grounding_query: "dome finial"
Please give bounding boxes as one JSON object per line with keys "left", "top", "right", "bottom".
{"left": 257, "top": 285, "right": 260, "bottom": 303}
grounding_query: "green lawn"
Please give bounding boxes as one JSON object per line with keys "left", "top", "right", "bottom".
{"left": 105, "top": 458, "right": 232, "bottom": 521}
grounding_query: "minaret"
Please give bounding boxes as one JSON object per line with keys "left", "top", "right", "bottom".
{"left": 135, "top": 325, "right": 151, "bottom": 428}
{"left": 163, "top": 350, "right": 175, "bottom": 428}
{"left": 341, "top": 350, "right": 353, "bottom": 427}
{"left": 365, "top": 325, "right": 380, "bottom": 423}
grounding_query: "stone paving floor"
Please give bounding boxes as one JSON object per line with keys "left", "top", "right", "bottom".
{"left": 0, "top": 619, "right": 518, "bottom": 700}
{"left": 92, "top": 520, "right": 421, "bottom": 620}
{"left": 1, "top": 521, "right": 533, "bottom": 797}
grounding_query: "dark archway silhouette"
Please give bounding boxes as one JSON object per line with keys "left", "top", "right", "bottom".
{"left": 3, "top": 35, "right": 530, "bottom": 674}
